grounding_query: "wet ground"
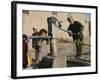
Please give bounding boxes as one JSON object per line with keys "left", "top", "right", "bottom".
{"left": 53, "top": 40, "right": 90, "bottom": 68}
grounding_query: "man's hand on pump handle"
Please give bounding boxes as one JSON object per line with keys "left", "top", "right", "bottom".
{"left": 67, "top": 31, "right": 73, "bottom": 36}
{"left": 58, "top": 26, "right": 74, "bottom": 36}
{"left": 57, "top": 21, "right": 75, "bottom": 36}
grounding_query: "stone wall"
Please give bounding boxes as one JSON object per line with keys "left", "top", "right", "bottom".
{"left": 22, "top": 10, "right": 91, "bottom": 49}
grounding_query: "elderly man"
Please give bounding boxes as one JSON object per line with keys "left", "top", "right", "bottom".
{"left": 67, "top": 16, "right": 84, "bottom": 59}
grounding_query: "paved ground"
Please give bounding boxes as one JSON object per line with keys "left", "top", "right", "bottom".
{"left": 53, "top": 40, "right": 90, "bottom": 68}
{"left": 26, "top": 37, "right": 91, "bottom": 69}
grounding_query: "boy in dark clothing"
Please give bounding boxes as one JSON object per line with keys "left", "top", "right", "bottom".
{"left": 32, "top": 27, "right": 39, "bottom": 60}
{"left": 23, "top": 34, "right": 28, "bottom": 69}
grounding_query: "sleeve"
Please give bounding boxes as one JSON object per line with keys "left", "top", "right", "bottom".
{"left": 67, "top": 25, "right": 72, "bottom": 36}
{"left": 67, "top": 25, "right": 71, "bottom": 31}
{"left": 79, "top": 22, "right": 84, "bottom": 33}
